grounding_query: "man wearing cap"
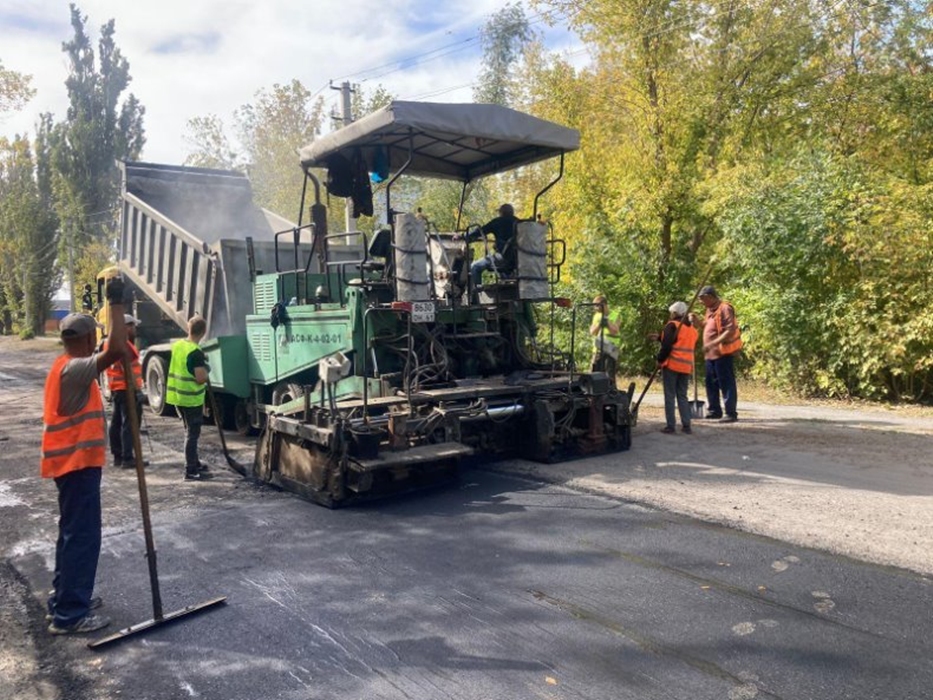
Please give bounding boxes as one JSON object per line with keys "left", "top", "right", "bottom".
{"left": 699, "top": 286, "right": 743, "bottom": 422}
{"left": 655, "top": 301, "right": 698, "bottom": 434}
{"left": 458, "top": 203, "right": 520, "bottom": 292}
{"left": 41, "top": 278, "right": 127, "bottom": 634}
{"left": 106, "top": 314, "right": 147, "bottom": 468}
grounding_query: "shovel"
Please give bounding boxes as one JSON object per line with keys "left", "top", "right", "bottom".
{"left": 690, "top": 358, "right": 705, "bottom": 418}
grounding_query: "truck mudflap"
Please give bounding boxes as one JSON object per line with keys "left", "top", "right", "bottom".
{"left": 253, "top": 372, "right": 634, "bottom": 507}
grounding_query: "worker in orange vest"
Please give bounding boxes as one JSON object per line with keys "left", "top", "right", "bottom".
{"left": 42, "top": 278, "right": 127, "bottom": 635}
{"left": 699, "top": 285, "right": 743, "bottom": 422}
{"left": 656, "top": 301, "right": 699, "bottom": 435}
{"left": 106, "top": 314, "right": 147, "bottom": 468}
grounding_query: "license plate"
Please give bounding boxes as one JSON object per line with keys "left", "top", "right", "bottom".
{"left": 411, "top": 301, "right": 435, "bottom": 323}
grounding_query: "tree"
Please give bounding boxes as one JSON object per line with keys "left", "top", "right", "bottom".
{"left": 50, "top": 4, "right": 145, "bottom": 304}
{"left": 523, "top": 0, "right": 933, "bottom": 395}
{"left": 0, "top": 60, "right": 34, "bottom": 114}
{"left": 0, "top": 137, "right": 60, "bottom": 336}
{"left": 474, "top": 3, "right": 533, "bottom": 106}
{"left": 183, "top": 114, "right": 239, "bottom": 170}
{"left": 235, "top": 80, "right": 325, "bottom": 221}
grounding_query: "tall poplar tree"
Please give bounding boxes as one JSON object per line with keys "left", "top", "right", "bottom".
{"left": 50, "top": 4, "right": 145, "bottom": 304}
{"left": 0, "top": 137, "right": 59, "bottom": 336}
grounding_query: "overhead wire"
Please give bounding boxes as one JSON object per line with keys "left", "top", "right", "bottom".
{"left": 327, "top": 8, "right": 570, "bottom": 91}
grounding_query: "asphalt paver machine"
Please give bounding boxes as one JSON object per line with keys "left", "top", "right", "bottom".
{"left": 254, "top": 101, "right": 634, "bottom": 506}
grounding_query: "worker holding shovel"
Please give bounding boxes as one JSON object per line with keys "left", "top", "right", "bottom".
{"left": 653, "top": 301, "right": 698, "bottom": 435}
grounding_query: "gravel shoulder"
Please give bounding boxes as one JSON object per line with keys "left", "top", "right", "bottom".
{"left": 493, "top": 395, "right": 933, "bottom": 576}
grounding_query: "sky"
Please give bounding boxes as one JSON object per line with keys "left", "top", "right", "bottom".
{"left": 0, "top": 0, "right": 584, "bottom": 165}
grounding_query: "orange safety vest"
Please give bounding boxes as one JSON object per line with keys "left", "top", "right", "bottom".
{"left": 711, "top": 301, "right": 743, "bottom": 356}
{"left": 661, "top": 320, "right": 699, "bottom": 374}
{"left": 41, "top": 355, "right": 106, "bottom": 478}
{"left": 105, "top": 340, "right": 143, "bottom": 391}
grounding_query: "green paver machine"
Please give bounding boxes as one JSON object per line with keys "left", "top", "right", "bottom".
{"left": 253, "top": 101, "right": 634, "bottom": 506}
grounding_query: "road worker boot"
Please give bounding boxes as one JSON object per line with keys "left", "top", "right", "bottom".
{"left": 185, "top": 468, "right": 214, "bottom": 481}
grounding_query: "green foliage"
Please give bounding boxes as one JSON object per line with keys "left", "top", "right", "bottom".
{"left": 48, "top": 4, "right": 145, "bottom": 304}
{"left": 0, "top": 136, "right": 60, "bottom": 336}
{"left": 0, "top": 59, "right": 35, "bottom": 113}
{"left": 183, "top": 80, "right": 325, "bottom": 226}
{"left": 236, "top": 80, "right": 325, "bottom": 221}
{"left": 474, "top": 3, "right": 533, "bottom": 106}
{"left": 183, "top": 115, "right": 238, "bottom": 170}
{"left": 521, "top": 0, "right": 933, "bottom": 402}
{"left": 708, "top": 149, "right": 933, "bottom": 401}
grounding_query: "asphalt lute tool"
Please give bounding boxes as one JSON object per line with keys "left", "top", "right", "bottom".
{"left": 89, "top": 354, "right": 226, "bottom": 649}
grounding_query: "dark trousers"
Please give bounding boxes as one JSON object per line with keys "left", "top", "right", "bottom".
{"left": 662, "top": 368, "right": 691, "bottom": 429}
{"left": 49, "top": 467, "right": 102, "bottom": 627}
{"left": 705, "top": 354, "right": 738, "bottom": 418}
{"left": 109, "top": 390, "right": 142, "bottom": 460}
{"left": 590, "top": 353, "right": 618, "bottom": 379}
{"left": 177, "top": 405, "right": 203, "bottom": 472}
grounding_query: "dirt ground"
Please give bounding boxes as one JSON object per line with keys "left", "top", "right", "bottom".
{"left": 496, "top": 393, "right": 933, "bottom": 577}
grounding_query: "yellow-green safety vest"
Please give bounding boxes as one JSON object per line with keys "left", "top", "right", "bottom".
{"left": 166, "top": 339, "right": 205, "bottom": 407}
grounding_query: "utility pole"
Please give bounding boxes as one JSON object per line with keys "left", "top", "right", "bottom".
{"left": 331, "top": 81, "right": 357, "bottom": 239}
{"left": 68, "top": 229, "right": 75, "bottom": 313}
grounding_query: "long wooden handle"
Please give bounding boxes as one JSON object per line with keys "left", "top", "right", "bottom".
{"left": 122, "top": 355, "right": 163, "bottom": 621}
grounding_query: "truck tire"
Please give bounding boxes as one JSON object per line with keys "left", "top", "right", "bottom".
{"left": 145, "top": 355, "right": 173, "bottom": 416}
{"left": 233, "top": 399, "right": 257, "bottom": 436}
{"left": 271, "top": 381, "right": 305, "bottom": 406}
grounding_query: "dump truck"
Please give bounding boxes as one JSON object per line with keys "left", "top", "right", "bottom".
{"left": 108, "top": 161, "right": 362, "bottom": 433}
{"left": 251, "top": 101, "right": 635, "bottom": 505}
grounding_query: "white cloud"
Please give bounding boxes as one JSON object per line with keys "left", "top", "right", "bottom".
{"left": 1, "top": 0, "right": 581, "bottom": 164}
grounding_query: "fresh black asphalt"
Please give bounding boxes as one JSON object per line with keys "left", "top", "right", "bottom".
{"left": 12, "top": 468, "right": 933, "bottom": 700}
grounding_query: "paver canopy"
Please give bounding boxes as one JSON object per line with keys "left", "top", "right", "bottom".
{"left": 299, "top": 101, "right": 580, "bottom": 182}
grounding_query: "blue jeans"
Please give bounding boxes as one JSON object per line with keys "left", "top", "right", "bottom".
{"left": 662, "top": 368, "right": 691, "bottom": 429}
{"left": 49, "top": 467, "right": 102, "bottom": 627}
{"left": 705, "top": 354, "right": 738, "bottom": 418}
{"left": 470, "top": 253, "right": 504, "bottom": 288}
{"left": 178, "top": 405, "right": 204, "bottom": 472}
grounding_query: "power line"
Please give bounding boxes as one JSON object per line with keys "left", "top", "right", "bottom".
{"left": 402, "top": 82, "right": 475, "bottom": 101}
{"left": 329, "top": 9, "right": 569, "bottom": 87}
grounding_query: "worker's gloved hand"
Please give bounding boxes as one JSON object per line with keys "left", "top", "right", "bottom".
{"left": 105, "top": 278, "right": 126, "bottom": 305}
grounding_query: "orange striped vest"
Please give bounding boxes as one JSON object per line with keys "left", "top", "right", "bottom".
{"left": 41, "top": 355, "right": 106, "bottom": 478}
{"left": 105, "top": 340, "right": 142, "bottom": 391}
{"left": 713, "top": 302, "right": 743, "bottom": 356}
{"left": 661, "top": 320, "right": 698, "bottom": 375}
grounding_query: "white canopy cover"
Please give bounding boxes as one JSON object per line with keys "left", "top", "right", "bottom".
{"left": 299, "top": 101, "right": 580, "bottom": 181}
